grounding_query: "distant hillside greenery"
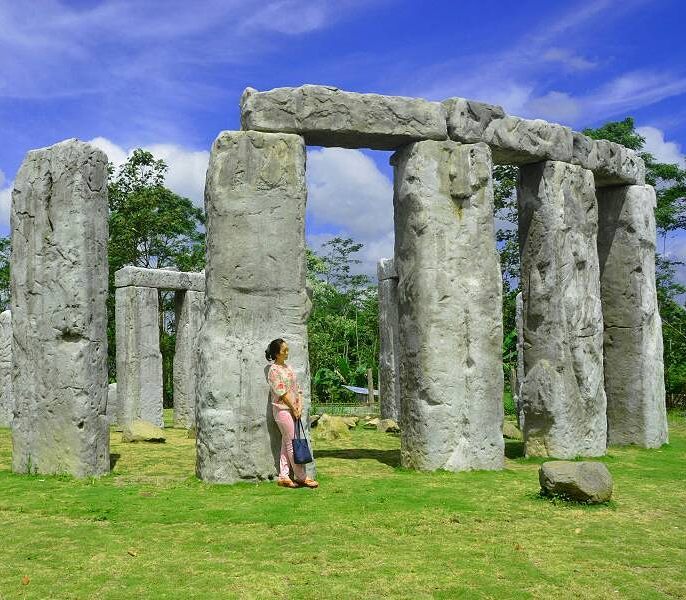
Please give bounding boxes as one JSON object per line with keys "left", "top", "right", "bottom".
{"left": 0, "top": 121, "right": 683, "bottom": 398}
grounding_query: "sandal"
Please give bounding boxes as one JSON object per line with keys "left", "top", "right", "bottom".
{"left": 295, "top": 478, "right": 319, "bottom": 489}
{"left": 277, "top": 478, "right": 298, "bottom": 488}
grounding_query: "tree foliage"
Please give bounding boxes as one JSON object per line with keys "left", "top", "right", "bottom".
{"left": 306, "top": 238, "right": 379, "bottom": 404}
{"left": 107, "top": 150, "right": 205, "bottom": 400}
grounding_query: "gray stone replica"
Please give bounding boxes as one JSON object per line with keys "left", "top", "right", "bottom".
{"left": 11, "top": 139, "right": 109, "bottom": 477}
{"left": 539, "top": 461, "right": 613, "bottom": 503}
{"left": 173, "top": 290, "right": 205, "bottom": 429}
{"left": 518, "top": 161, "right": 607, "bottom": 458}
{"left": 115, "top": 266, "right": 205, "bottom": 291}
{"left": 196, "top": 130, "right": 314, "bottom": 483}
{"left": 241, "top": 85, "right": 447, "bottom": 150}
{"left": 515, "top": 292, "right": 525, "bottom": 429}
{"left": 572, "top": 133, "right": 645, "bottom": 187}
{"left": 115, "top": 285, "right": 164, "bottom": 428}
{"left": 0, "top": 311, "right": 12, "bottom": 427}
{"left": 377, "top": 258, "right": 401, "bottom": 421}
{"left": 443, "top": 97, "right": 573, "bottom": 164}
{"left": 597, "top": 185, "right": 668, "bottom": 447}
{"left": 106, "top": 382, "right": 118, "bottom": 426}
{"left": 392, "top": 140, "right": 504, "bottom": 471}
{"left": 122, "top": 419, "right": 166, "bottom": 443}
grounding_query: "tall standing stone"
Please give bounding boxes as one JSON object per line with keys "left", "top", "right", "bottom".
{"left": 115, "top": 286, "right": 164, "bottom": 428}
{"left": 173, "top": 290, "right": 205, "bottom": 429}
{"left": 0, "top": 311, "right": 11, "bottom": 427}
{"left": 392, "top": 140, "right": 504, "bottom": 471}
{"left": 377, "top": 259, "right": 401, "bottom": 421}
{"left": 518, "top": 161, "right": 606, "bottom": 458}
{"left": 515, "top": 292, "right": 525, "bottom": 429}
{"left": 597, "top": 185, "right": 667, "bottom": 447}
{"left": 197, "top": 130, "right": 313, "bottom": 483}
{"left": 106, "top": 383, "right": 118, "bottom": 426}
{"left": 11, "top": 139, "right": 109, "bottom": 477}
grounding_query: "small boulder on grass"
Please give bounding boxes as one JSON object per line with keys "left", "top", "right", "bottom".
{"left": 503, "top": 421, "right": 522, "bottom": 440}
{"left": 312, "top": 414, "right": 352, "bottom": 441}
{"left": 539, "top": 461, "right": 612, "bottom": 503}
{"left": 122, "top": 420, "right": 166, "bottom": 443}
{"left": 377, "top": 418, "right": 400, "bottom": 433}
{"left": 341, "top": 416, "right": 359, "bottom": 429}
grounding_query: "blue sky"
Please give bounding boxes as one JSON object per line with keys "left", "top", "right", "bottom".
{"left": 1, "top": 0, "right": 685, "bottom": 279}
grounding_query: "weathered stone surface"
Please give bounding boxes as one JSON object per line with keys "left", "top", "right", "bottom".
{"left": 0, "top": 311, "right": 11, "bottom": 427}
{"left": 11, "top": 139, "right": 109, "bottom": 477}
{"left": 392, "top": 140, "right": 504, "bottom": 471}
{"left": 115, "top": 286, "right": 163, "bottom": 428}
{"left": 572, "top": 132, "right": 645, "bottom": 186}
{"left": 443, "top": 97, "right": 573, "bottom": 165}
{"left": 241, "top": 85, "right": 447, "bottom": 150}
{"left": 115, "top": 266, "right": 205, "bottom": 291}
{"left": 597, "top": 185, "right": 667, "bottom": 447}
{"left": 518, "top": 161, "right": 606, "bottom": 458}
{"left": 106, "top": 383, "right": 118, "bottom": 426}
{"left": 539, "top": 461, "right": 613, "bottom": 503}
{"left": 122, "top": 419, "right": 166, "bottom": 443}
{"left": 377, "top": 258, "right": 401, "bottom": 421}
{"left": 312, "top": 414, "right": 352, "bottom": 441}
{"left": 377, "top": 418, "right": 400, "bottom": 433}
{"left": 173, "top": 290, "right": 204, "bottom": 429}
{"left": 515, "top": 292, "right": 525, "bottom": 429}
{"left": 197, "top": 130, "right": 314, "bottom": 483}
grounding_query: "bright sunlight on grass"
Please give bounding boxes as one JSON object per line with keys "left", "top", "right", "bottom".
{"left": 0, "top": 411, "right": 684, "bottom": 599}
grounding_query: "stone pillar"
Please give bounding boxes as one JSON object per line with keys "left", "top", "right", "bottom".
{"left": 392, "top": 140, "right": 504, "bottom": 472}
{"left": 515, "top": 292, "right": 524, "bottom": 429}
{"left": 173, "top": 290, "right": 205, "bottom": 429}
{"left": 597, "top": 184, "right": 667, "bottom": 447}
{"left": 377, "top": 258, "right": 400, "bottom": 421}
{"left": 11, "top": 139, "right": 109, "bottom": 477}
{"left": 0, "top": 311, "right": 11, "bottom": 427}
{"left": 106, "top": 383, "right": 118, "bottom": 426}
{"left": 115, "top": 286, "right": 164, "bottom": 428}
{"left": 518, "top": 161, "right": 606, "bottom": 458}
{"left": 196, "top": 130, "right": 313, "bottom": 483}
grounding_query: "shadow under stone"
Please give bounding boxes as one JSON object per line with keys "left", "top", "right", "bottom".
{"left": 110, "top": 453, "right": 121, "bottom": 469}
{"left": 314, "top": 448, "right": 400, "bottom": 468}
{"left": 505, "top": 440, "right": 525, "bottom": 459}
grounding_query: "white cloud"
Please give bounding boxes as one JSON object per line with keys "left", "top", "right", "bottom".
{"left": 637, "top": 126, "right": 685, "bottom": 166}
{"left": 541, "top": 48, "right": 596, "bottom": 71}
{"left": 306, "top": 148, "right": 394, "bottom": 278}
{"left": 525, "top": 91, "right": 580, "bottom": 122}
{"left": 0, "top": 182, "right": 10, "bottom": 233}
{"left": 88, "top": 138, "right": 209, "bottom": 207}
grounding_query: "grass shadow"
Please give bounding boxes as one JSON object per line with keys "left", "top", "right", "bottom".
{"left": 315, "top": 448, "right": 401, "bottom": 468}
{"left": 110, "top": 453, "right": 121, "bottom": 469}
{"left": 505, "top": 440, "right": 525, "bottom": 459}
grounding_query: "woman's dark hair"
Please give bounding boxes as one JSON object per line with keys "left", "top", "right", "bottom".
{"left": 265, "top": 338, "right": 285, "bottom": 362}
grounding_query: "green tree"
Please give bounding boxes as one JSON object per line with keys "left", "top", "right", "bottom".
{"left": 107, "top": 149, "right": 205, "bottom": 403}
{"left": 306, "top": 238, "right": 379, "bottom": 404}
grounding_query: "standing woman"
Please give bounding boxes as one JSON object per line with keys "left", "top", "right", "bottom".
{"left": 265, "top": 338, "right": 319, "bottom": 489}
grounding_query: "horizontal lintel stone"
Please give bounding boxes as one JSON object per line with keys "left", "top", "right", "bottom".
{"left": 571, "top": 132, "right": 645, "bottom": 186}
{"left": 115, "top": 266, "right": 205, "bottom": 291}
{"left": 240, "top": 85, "right": 447, "bottom": 150}
{"left": 443, "top": 97, "right": 573, "bottom": 165}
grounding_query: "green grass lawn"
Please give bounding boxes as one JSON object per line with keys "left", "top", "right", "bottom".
{"left": 0, "top": 412, "right": 685, "bottom": 600}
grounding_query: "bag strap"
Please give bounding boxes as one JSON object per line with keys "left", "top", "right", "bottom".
{"left": 294, "top": 417, "right": 305, "bottom": 439}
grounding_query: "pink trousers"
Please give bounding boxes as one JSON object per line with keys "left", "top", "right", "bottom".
{"left": 272, "top": 406, "right": 306, "bottom": 481}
